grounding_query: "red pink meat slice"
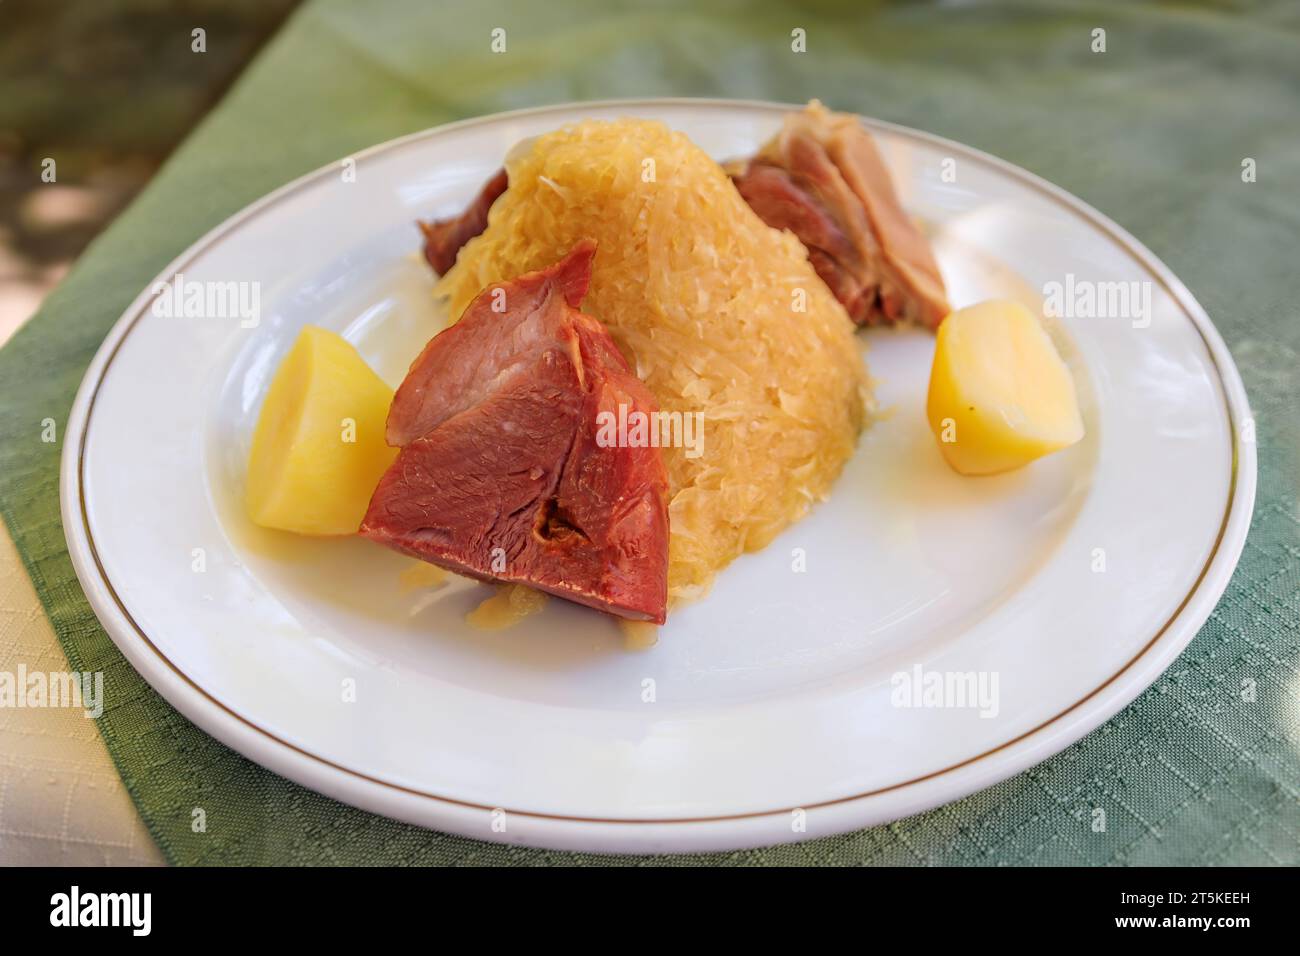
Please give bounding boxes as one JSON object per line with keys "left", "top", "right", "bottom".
{"left": 417, "top": 168, "right": 508, "bottom": 275}
{"left": 360, "top": 241, "right": 670, "bottom": 623}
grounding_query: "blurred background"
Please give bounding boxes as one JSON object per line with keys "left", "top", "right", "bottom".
{"left": 0, "top": 0, "right": 301, "bottom": 346}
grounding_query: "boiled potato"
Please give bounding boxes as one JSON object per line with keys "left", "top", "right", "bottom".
{"left": 926, "top": 300, "right": 1084, "bottom": 476}
{"left": 246, "top": 325, "right": 397, "bottom": 534}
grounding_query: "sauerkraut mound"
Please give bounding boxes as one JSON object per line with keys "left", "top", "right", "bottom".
{"left": 437, "top": 119, "right": 869, "bottom": 598}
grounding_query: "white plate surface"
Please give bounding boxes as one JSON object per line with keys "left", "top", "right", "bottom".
{"left": 61, "top": 100, "right": 1254, "bottom": 853}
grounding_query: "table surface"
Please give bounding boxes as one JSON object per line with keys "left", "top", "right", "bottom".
{"left": 0, "top": 527, "right": 162, "bottom": 865}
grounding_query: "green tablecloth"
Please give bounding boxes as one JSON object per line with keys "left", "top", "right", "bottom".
{"left": 2, "top": 0, "right": 1297, "bottom": 865}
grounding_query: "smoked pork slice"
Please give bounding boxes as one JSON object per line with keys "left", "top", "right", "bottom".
{"left": 417, "top": 169, "right": 508, "bottom": 275}
{"left": 361, "top": 241, "right": 670, "bottom": 623}
{"left": 729, "top": 102, "right": 950, "bottom": 329}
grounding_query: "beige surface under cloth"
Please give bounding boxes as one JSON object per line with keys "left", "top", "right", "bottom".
{"left": 0, "top": 528, "right": 162, "bottom": 865}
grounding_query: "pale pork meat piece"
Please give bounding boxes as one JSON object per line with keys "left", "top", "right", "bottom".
{"left": 729, "top": 101, "right": 950, "bottom": 329}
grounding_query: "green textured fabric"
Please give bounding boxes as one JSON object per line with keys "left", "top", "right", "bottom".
{"left": 2, "top": 0, "right": 1297, "bottom": 866}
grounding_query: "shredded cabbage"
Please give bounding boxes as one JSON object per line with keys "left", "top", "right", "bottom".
{"left": 437, "top": 119, "right": 869, "bottom": 599}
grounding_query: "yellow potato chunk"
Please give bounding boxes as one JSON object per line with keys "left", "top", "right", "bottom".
{"left": 246, "top": 325, "right": 397, "bottom": 534}
{"left": 926, "top": 300, "right": 1084, "bottom": 476}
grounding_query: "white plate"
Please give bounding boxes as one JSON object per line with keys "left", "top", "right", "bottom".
{"left": 61, "top": 99, "right": 1254, "bottom": 853}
